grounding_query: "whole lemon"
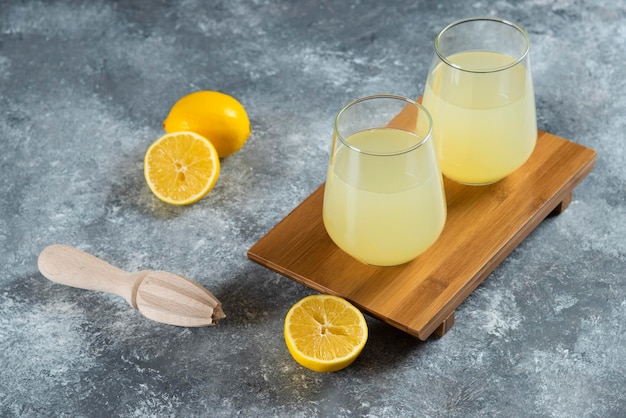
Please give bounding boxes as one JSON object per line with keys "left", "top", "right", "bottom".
{"left": 163, "top": 90, "right": 251, "bottom": 158}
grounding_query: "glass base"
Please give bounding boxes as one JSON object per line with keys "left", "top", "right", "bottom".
{"left": 444, "top": 174, "right": 507, "bottom": 186}
{"left": 452, "top": 178, "right": 503, "bottom": 186}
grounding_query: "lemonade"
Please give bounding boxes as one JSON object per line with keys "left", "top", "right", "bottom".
{"left": 323, "top": 128, "right": 446, "bottom": 266}
{"left": 421, "top": 50, "right": 537, "bottom": 185}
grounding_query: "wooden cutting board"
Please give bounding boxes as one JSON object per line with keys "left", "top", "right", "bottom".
{"left": 247, "top": 126, "right": 596, "bottom": 340}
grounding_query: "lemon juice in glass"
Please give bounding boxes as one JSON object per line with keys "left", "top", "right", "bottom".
{"left": 421, "top": 17, "right": 537, "bottom": 185}
{"left": 323, "top": 95, "right": 446, "bottom": 266}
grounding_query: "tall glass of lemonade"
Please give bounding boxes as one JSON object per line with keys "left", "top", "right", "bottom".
{"left": 421, "top": 17, "right": 537, "bottom": 185}
{"left": 323, "top": 95, "right": 446, "bottom": 266}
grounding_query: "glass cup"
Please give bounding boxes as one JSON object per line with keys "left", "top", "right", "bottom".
{"left": 322, "top": 95, "right": 447, "bottom": 266}
{"left": 421, "top": 17, "right": 537, "bottom": 185}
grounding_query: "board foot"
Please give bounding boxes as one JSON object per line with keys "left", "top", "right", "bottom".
{"left": 434, "top": 311, "right": 455, "bottom": 338}
{"left": 550, "top": 191, "right": 573, "bottom": 216}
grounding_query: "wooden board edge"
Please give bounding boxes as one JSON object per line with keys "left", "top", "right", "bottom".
{"left": 417, "top": 142, "right": 597, "bottom": 339}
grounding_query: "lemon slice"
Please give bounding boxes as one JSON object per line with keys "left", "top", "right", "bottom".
{"left": 284, "top": 294, "right": 368, "bottom": 372}
{"left": 144, "top": 131, "right": 220, "bottom": 205}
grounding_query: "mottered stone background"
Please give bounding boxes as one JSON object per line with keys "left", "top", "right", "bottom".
{"left": 1, "top": 0, "right": 624, "bottom": 417}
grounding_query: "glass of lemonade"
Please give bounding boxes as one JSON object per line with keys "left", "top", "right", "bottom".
{"left": 322, "top": 95, "right": 447, "bottom": 266}
{"left": 421, "top": 17, "right": 537, "bottom": 185}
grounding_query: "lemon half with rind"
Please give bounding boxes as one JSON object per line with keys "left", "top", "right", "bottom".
{"left": 284, "top": 294, "right": 368, "bottom": 372}
{"left": 144, "top": 131, "right": 220, "bottom": 205}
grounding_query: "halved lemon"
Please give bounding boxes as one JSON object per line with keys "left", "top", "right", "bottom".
{"left": 284, "top": 294, "right": 368, "bottom": 372}
{"left": 144, "top": 131, "right": 220, "bottom": 205}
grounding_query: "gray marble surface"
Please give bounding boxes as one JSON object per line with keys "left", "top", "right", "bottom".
{"left": 1, "top": 0, "right": 625, "bottom": 417}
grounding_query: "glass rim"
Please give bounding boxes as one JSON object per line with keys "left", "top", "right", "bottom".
{"left": 434, "top": 16, "right": 530, "bottom": 74}
{"left": 334, "top": 94, "right": 433, "bottom": 157}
